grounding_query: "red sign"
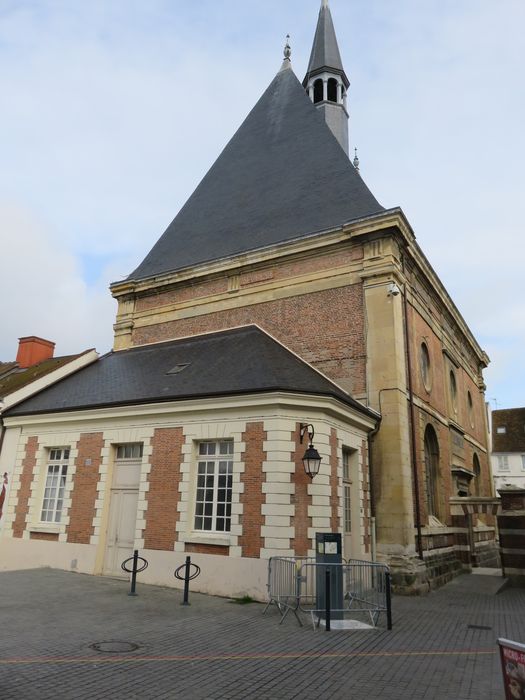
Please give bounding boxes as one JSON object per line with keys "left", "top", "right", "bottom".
{"left": 499, "top": 638, "right": 525, "bottom": 699}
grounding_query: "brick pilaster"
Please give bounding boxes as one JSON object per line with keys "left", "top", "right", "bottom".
{"left": 291, "top": 424, "right": 312, "bottom": 556}
{"left": 239, "top": 422, "right": 266, "bottom": 558}
{"left": 143, "top": 427, "right": 184, "bottom": 551}
{"left": 67, "top": 432, "right": 104, "bottom": 544}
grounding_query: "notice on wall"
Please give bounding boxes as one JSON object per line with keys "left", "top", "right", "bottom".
{"left": 499, "top": 638, "right": 525, "bottom": 699}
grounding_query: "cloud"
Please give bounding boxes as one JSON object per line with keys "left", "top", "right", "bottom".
{"left": 0, "top": 0, "right": 523, "bottom": 408}
{"left": 0, "top": 203, "right": 115, "bottom": 358}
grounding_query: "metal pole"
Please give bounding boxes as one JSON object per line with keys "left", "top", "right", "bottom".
{"left": 129, "top": 549, "right": 139, "bottom": 596}
{"left": 325, "top": 568, "right": 331, "bottom": 632}
{"left": 181, "top": 555, "right": 191, "bottom": 606}
{"left": 385, "top": 570, "right": 392, "bottom": 630}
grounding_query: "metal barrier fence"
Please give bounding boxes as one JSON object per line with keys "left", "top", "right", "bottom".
{"left": 264, "top": 556, "right": 392, "bottom": 630}
{"left": 263, "top": 556, "right": 314, "bottom": 624}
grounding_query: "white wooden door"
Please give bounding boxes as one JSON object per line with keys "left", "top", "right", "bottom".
{"left": 103, "top": 457, "right": 141, "bottom": 577}
{"left": 103, "top": 489, "right": 139, "bottom": 577}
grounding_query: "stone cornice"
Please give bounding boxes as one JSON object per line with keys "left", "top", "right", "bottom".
{"left": 110, "top": 210, "right": 398, "bottom": 299}
{"left": 111, "top": 207, "right": 488, "bottom": 367}
{"left": 2, "top": 390, "right": 378, "bottom": 433}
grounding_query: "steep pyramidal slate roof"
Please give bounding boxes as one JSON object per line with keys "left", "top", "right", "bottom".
{"left": 5, "top": 326, "right": 375, "bottom": 419}
{"left": 304, "top": 1, "right": 349, "bottom": 86}
{"left": 128, "top": 65, "right": 383, "bottom": 282}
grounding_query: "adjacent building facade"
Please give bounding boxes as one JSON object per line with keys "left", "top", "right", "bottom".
{"left": 0, "top": 2, "right": 496, "bottom": 595}
{"left": 0, "top": 337, "right": 98, "bottom": 534}
{"left": 491, "top": 408, "right": 525, "bottom": 492}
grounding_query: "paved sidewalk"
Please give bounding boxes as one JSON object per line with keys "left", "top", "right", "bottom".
{"left": 0, "top": 568, "right": 524, "bottom": 699}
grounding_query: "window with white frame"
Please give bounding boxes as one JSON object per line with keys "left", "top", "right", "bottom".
{"left": 342, "top": 448, "right": 352, "bottom": 533}
{"left": 194, "top": 441, "right": 233, "bottom": 533}
{"left": 521, "top": 455, "right": 525, "bottom": 471}
{"left": 497, "top": 455, "right": 510, "bottom": 471}
{"left": 115, "top": 443, "right": 143, "bottom": 460}
{"left": 41, "top": 448, "right": 70, "bottom": 523}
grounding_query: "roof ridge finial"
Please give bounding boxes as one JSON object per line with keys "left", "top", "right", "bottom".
{"left": 284, "top": 34, "right": 291, "bottom": 60}
{"left": 280, "top": 34, "right": 292, "bottom": 71}
{"left": 353, "top": 147, "right": 360, "bottom": 173}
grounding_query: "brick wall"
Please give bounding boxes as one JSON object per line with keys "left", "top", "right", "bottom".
{"left": 136, "top": 277, "right": 229, "bottom": 312}
{"left": 408, "top": 303, "right": 491, "bottom": 515}
{"left": 132, "top": 284, "right": 366, "bottom": 396}
{"left": 12, "top": 436, "right": 38, "bottom": 538}
{"left": 67, "top": 433, "right": 104, "bottom": 544}
{"left": 133, "top": 246, "right": 362, "bottom": 314}
{"left": 185, "top": 543, "right": 229, "bottom": 556}
{"left": 143, "top": 427, "right": 184, "bottom": 551}
{"left": 30, "top": 531, "right": 59, "bottom": 541}
{"left": 291, "top": 424, "right": 312, "bottom": 556}
{"left": 239, "top": 422, "right": 266, "bottom": 558}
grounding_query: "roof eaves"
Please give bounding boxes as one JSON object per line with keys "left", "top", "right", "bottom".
{"left": 117, "top": 208, "right": 387, "bottom": 290}
{"left": 5, "top": 386, "right": 379, "bottom": 422}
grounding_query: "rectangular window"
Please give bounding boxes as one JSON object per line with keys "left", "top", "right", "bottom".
{"left": 521, "top": 455, "right": 525, "bottom": 471}
{"left": 343, "top": 449, "right": 351, "bottom": 533}
{"left": 116, "top": 443, "right": 143, "bottom": 460}
{"left": 497, "top": 455, "right": 510, "bottom": 471}
{"left": 41, "top": 448, "right": 70, "bottom": 523}
{"left": 194, "top": 441, "right": 233, "bottom": 533}
{"left": 496, "top": 427, "right": 506, "bottom": 434}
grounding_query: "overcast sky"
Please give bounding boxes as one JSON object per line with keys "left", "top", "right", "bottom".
{"left": 1, "top": 0, "right": 524, "bottom": 409}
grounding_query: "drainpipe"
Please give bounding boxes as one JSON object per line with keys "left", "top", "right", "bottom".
{"left": 403, "top": 284, "right": 424, "bottom": 560}
{"left": 368, "top": 419, "right": 381, "bottom": 561}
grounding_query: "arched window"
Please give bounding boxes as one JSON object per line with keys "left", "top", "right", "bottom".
{"left": 420, "top": 342, "right": 431, "bottom": 391}
{"left": 313, "top": 79, "right": 324, "bottom": 104}
{"left": 472, "top": 453, "right": 481, "bottom": 496}
{"left": 424, "top": 424, "right": 440, "bottom": 518}
{"left": 467, "top": 391, "right": 474, "bottom": 428}
{"left": 327, "top": 78, "right": 338, "bottom": 102}
{"left": 449, "top": 370, "right": 457, "bottom": 413}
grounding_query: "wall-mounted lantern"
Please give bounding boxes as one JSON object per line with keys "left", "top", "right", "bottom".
{"left": 299, "top": 423, "right": 322, "bottom": 479}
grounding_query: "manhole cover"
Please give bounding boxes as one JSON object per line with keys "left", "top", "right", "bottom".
{"left": 90, "top": 641, "right": 140, "bottom": 653}
{"left": 467, "top": 625, "right": 492, "bottom": 631}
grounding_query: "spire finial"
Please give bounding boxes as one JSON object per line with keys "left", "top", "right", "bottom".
{"left": 280, "top": 34, "right": 292, "bottom": 71}
{"left": 353, "top": 147, "right": 360, "bottom": 173}
{"left": 284, "top": 34, "right": 291, "bottom": 60}
{"left": 322, "top": 0, "right": 329, "bottom": 8}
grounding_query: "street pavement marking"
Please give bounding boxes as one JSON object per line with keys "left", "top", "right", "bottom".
{"left": 0, "top": 649, "right": 496, "bottom": 665}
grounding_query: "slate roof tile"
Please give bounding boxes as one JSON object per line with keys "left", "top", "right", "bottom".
{"left": 6, "top": 326, "right": 376, "bottom": 420}
{"left": 127, "top": 66, "right": 382, "bottom": 282}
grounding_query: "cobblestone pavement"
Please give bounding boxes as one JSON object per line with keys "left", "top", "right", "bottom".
{"left": 0, "top": 568, "right": 524, "bottom": 699}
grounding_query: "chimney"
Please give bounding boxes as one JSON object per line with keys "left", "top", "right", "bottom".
{"left": 16, "top": 336, "right": 55, "bottom": 369}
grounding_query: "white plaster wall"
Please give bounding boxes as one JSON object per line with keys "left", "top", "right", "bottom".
{"left": 1, "top": 395, "right": 375, "bottom": 597}
{"left": 0, "top": 537, "right": 97, "bottom": 574}
{"left": 492, "top": 452, "right": 525, "bottom": 490}
{"left": 141, "top": 550, "right": 268, "bottom": 601}
{"left": 0, "top": 425, "right": 21, "bottom": 535}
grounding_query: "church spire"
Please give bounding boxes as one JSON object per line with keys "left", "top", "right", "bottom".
{"left": 303, "top": 0, "right": 350, "bottom": 156}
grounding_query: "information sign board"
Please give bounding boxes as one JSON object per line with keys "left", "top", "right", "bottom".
{"left": 499, "top": 638, "right": 525, "bottom": 699}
